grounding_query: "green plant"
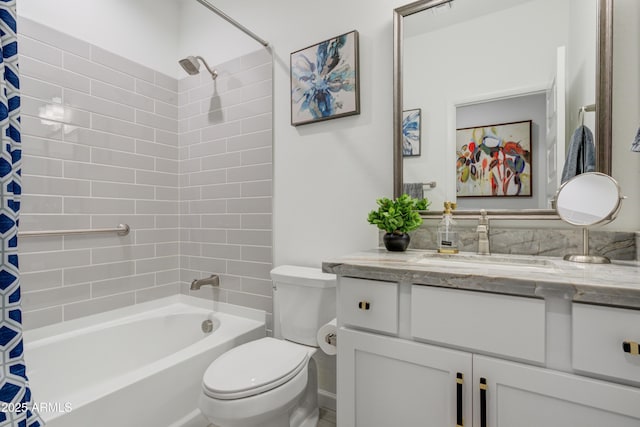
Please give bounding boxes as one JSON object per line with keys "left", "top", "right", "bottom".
{"left": 367, "top": 194, "right": 429, "bottom": 234}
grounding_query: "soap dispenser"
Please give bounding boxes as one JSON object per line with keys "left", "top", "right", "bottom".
{"left": 437, "top": 201, "right": 459, "bottom": 254}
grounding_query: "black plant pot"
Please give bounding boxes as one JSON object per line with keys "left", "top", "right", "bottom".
{"left": 383, "top": 232, "right": 410, "bottom": 252}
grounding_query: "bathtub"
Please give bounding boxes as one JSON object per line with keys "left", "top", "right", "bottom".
{"left": 23, "top": 295, "right": 266, "bottom": 427}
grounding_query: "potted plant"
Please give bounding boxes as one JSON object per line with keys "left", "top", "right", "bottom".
{"left": 367, "top": 194, "right": 429, "bottom": 251}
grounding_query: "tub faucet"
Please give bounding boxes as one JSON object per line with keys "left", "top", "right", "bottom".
{"left": 477, "top": 210, "right": 490, "bottom": 255}
{"left": 191, "top": 274, "right": 220, "bottom": 290}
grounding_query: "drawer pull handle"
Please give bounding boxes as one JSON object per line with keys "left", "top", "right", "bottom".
{"left": 623, "top": 340, "right": 640, "bottom": 356}
{"left": 358, "top": 301, "right": 371, "bottom": 310}
{"left": 480, "top": 377, "right": 487, "bottom": 427}
{"left": 456, "top": 372, "right": 463, "bottom": 427}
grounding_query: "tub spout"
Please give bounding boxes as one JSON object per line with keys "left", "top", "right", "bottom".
{"left": 191, "top": 274, "right": 220, "bottom": 290}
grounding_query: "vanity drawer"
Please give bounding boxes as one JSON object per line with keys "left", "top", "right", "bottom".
{"left": 573, "top": 303, "right": 640, "bottom": 385}
{"left": 338, "top": 277, "right": 398, "bottom": 334}
{"left": 411, "top": 285, "right": 546, "bottom": 363}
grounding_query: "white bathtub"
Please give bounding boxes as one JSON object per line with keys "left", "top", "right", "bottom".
{"left": 23, "top": 295, "right": 266, "bottom": 427}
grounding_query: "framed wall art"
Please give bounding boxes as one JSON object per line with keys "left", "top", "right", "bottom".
{"left": 402, "top": 108, "right": 421, "bottom": 157}
{"left": 290, "top": 30, "right": 360, "bottom": 126}
{"left": 456, "top": 120, "right": 532, "bottom": 197}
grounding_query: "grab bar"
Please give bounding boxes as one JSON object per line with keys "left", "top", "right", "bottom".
{"left": 19, "top": 223, "right": 130, "bottom": 238}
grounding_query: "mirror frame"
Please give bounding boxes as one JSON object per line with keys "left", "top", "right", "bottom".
{"left": 393, "top": 0, "right": 614, "bottom": 218}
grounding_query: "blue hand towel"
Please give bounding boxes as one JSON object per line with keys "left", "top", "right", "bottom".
{"left": 561, "top": 125, "right": 595, "bottom": 183}
{"left": 631, "top": 127, "right": 640, "bottom": 152}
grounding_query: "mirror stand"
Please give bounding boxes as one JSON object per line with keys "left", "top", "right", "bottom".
{"left": 563, "top": 228, "right": 610, "bottom": 264}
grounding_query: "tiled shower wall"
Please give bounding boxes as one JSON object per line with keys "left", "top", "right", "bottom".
{"left": 178, "top": 50, "right": 273, "bottom": 330}
{"left": 17, "top": 17, "right": 273, "bottom": 330}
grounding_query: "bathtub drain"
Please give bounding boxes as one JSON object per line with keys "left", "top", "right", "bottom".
{"left": 202, "top": 319, "right": 214, "bottom": 333}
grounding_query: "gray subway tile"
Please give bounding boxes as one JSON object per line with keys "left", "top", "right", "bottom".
{"left": 22, "top": 155, "right": 63, "bottom": 177}
{"left": 227, "top": 96, "right": 272, "bottom": 121}
{"left": 91, "top": 147, "right": 155, "bottom": 171}
{"left": 92, "top": 274, "right": 155, "bottom": 298}
{"left": 135, "top": 229, "right": 180, "bottom": 245}
{"left": 241, "top": 277, "right": 273, "bottom": 297}
{"left": 227, "top": 130, "right": 271, "bottom": 152}
{"left": 228, "top": 229, "right": 272, "bottom": 246}
{"left": 227, "top": 260, "right": 272, "bottom": 280}
{"left": 23, "top": 306, "right": 63, "bottom": 331}
{"left": 20, "top": 56, "right": 90, "bottom": 93}
{"left": 92, "top": 244, "right": 156, "bottom": 264}
{"left": 64, "top": 292, "right": 136, "bottom": 321}
{"left": 135, "top": 283, "right": 181, "bottom": 304}
{"left": 155, "top": 159, "right": 180, "bottom": 174}
{"left": 136, "top": 256, "right": 179, "bottom": 274}
{"left": 136, "top": 170, "right": 178, "bottom": 187}
{"left": 189, "top": 169, "right": 226, "bottom": 186}
{"left": 21, "top": 76, "right": 63, "bottom": 102}
{"left": 92, "top": 46, "right": 155, "bottom": 82}
{"left": 137, "top": 138, "right": 180, "bottom": 159}
{"left": 64, "top": 161, "right": 136, "bottom": 183}
{"left": 156, "top": 242, "right": 179, "bottom": 257}
{"left": 200, "top": 121, "right": 242, "bottom": 142}
{"left": 188, "top": 229, "right": 226, "bottom": 244}
{"left": 241, "top": 113, "right": 272, "bottom": 134}
{"left": 64, "top": 261, "right": 135, "bottom": 286}
{"left": 241, "top": 180, "right": 272, "bottom": 197}
{"left": 22, "top": 195, "right": 62, "bottom": 214}
{"left": 92, "top": 113, "right": 155, "bottom": 141}
{"left": 227, "top": 164, "right": 272, "bottom": 183}
{"left": 91, "top": 80, "right": 153, "bottom": 111}
{"left": 186, "top": 257, "right": 227, "bottom": 273}
{"left": 242, "top": 246, "right": 272, "bottom": 263}
{"left": 241, "top": 147, "right": 272, "bottom": 166}
{"left": 21, "top": 115, "right": 62, "bottom": 140}
{"left": 91, "top": 181, "right": 155, "bottom": 200}
{"left": 21, "top": 176, "right": 90, "bottom": 196}
{"left": 242, "top": 80, "right": 272, "bottom": 103}
{"left": 136, "top": 79, "right": 178, "bottom": 104}
{"left": 65, "top": 88, "right": 135, "bottom": 121}
{"left": 155, "top": 101, "right": 179, "bottom": 120}
{"left": 136, "top": 110, "right": 178, "bottom": 133}
{"left": 18, "top": 235, "right": 62, "bottom": 254}
{"left": 201, "top": 244, "right": 242, "bottom": 260}
{"left": 18, "top": 17, "right": 90, "bottom": 58}
{"left": 241, "top": 214, "right": 272, "bottom": 230}
{"left": 23, "top": 135, "right": 90, "bottom": 161}
{"left": 65, "top": 128, "right": 136, "bottom": 153}
{"left": 155, "top": 269, "right": 181, "bottom": 286}
{"left": 241, "top": 49, "right": 273, "bottom": 69}
{"left": 64, "top": 53, "right": 135, "bottom": 91}
{"left": 19, "top": 215, "right": 90, "bottom": 234}
{"left": 227, "top": 197, "right": 272, "bottom": 214}
{"left": 20, "top": 35, "right": 62, "bottom": 66}
{"left": 155, "top": 71, "right": 178, "bottom": 92}
{"left": 226, "top": 289, "right": 272, "bottom": 313}
{"left": 21, "top": 270, "right": 63, "bottom": 293}
{"left": 155, "top": 130, "right": 179, "bottom": 146}
{"left": 189, "top": 139, "right": 227, "bottom": 158}
{"left": 202, "top": 152, "right": 241, "bottom": 171}
{"left": 22, "top": 283, "right": 90, "bottom": 311}
{"left": 64, "top": 197, "right": 135, "bottom": 214}
{"left": 188, "top": 199, "right": 227, "bottom": 214}
{"left": 201, "top": 183, "right": 241, "bottom": 200}
{"left": 136, "top": 200, "right": 179, "bottom": 215}
{"left": 179, "top": 101, "right": 201, "bottom": 120}
{"left": 155, "top": 186, "right": 180, "bottom": 200}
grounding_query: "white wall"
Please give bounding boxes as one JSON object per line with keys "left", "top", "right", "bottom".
{"left": 18, "top": 0, "right": 180, "bottom": 76}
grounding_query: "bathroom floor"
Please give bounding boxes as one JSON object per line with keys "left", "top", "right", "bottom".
{"left": 318, "top": 408, "right": 337, "bottom": 427}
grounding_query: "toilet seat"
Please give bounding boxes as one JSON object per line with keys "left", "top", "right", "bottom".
{"left": 203, "top": 337, "right": 309, "bottom": 400}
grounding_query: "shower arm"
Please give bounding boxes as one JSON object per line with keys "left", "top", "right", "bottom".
{"left": 196, "top": 56, "right": 218, "bottom": 79}
{"left": 195, "top": 0, "right": 269, "bottom": 47}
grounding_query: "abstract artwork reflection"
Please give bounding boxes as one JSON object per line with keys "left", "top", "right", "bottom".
{"left": 402, "top": 109, "right": 421, "bottom": 157}
{"left": 290, "top": 30, "right": 360, "bottom": 126}
{"left": 456, "top": 120, "right": 532, "bottom": 197}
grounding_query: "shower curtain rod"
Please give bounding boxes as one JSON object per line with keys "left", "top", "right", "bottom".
{"left": 195, "top": 0, "right": 269, "bottom": 47}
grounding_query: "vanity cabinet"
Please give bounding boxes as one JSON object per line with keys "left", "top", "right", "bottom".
{"left": 336, "top": 277, "right": 640, "bottom": 427}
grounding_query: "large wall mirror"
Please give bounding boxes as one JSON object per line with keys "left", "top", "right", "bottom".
{"left": 393, "top": 0, "right": 613, "bottom": 215}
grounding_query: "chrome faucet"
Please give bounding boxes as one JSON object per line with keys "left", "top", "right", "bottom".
{"left": 190, "top": 274, "right": 220, "bottom": 290}
{"left": 477, "top": 210, "right": 490, "bottom": 255}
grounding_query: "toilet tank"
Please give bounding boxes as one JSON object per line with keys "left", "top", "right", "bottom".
{"left": 271, "top": 265, "right": 336, "bottom": 347}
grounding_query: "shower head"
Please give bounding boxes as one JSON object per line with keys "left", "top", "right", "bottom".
{"left": 179, "top": 55, "right": 218, "bottom": 79}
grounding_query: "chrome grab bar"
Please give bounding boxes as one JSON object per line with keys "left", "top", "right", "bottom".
{"left": 19, "top": 224, "right": 130, "bottom": 238}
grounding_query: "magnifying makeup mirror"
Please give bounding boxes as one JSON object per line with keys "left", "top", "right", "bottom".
{"left": 555, "top": 172, "right": 624, "bottom": 263}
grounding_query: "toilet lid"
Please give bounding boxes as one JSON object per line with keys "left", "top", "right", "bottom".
{"left": 202, "top": 337, "right": 309, "bottom": 400}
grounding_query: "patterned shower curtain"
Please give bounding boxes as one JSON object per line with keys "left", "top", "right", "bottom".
{"left": 0, "top": 1, "right": 43, "bottom": 426}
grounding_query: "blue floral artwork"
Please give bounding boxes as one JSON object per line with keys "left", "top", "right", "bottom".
{"left": 402, "top": 109, "right": 421, "bottom": 157}
{"left": 290, "top": 31, "right": 360, "bottom": 126}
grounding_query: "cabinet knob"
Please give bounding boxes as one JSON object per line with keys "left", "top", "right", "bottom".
{"left": 358, "top": 301, "right": 371, "bottom": 310}
{"left": 622, "top": 340, "right": 640, "bottom": 356}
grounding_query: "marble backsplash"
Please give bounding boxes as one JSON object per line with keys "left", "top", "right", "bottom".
{"left": 391, "top": 224, "right": 639, "bottom": 261}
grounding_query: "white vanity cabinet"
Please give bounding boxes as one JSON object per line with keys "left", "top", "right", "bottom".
{"left": 336, "top": 277, "right": 640, "bottom": 427}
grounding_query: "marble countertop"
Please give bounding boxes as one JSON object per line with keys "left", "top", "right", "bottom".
{"left": 322, "top": 249, "right": 640, "bottom": 309}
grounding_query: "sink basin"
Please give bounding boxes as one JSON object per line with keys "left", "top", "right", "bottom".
{"left": 410, "top": 252, "right": 556, "bottom": 268}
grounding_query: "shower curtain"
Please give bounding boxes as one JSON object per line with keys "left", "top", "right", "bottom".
{"left": 0, "top": 1, "right": 43, "bottom": 426}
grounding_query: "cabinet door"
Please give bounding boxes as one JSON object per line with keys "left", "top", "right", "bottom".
{"left": 474, "top": 355, "right": 640, "bottom": 427}
{"left": 338, "top": 328, "right": 472, "bottom": 427}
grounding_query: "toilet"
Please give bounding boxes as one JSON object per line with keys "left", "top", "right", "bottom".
{"left": 198, "top": 265, "right": 336, "bottom": 427}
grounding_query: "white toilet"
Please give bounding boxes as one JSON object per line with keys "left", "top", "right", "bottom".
{"left": 198, "top": 265, "right": 336, "bottom": 427}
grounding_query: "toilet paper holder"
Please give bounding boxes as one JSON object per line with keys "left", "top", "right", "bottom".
{"left": 325, "top": 333, "right": 337, "bottom": 346}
